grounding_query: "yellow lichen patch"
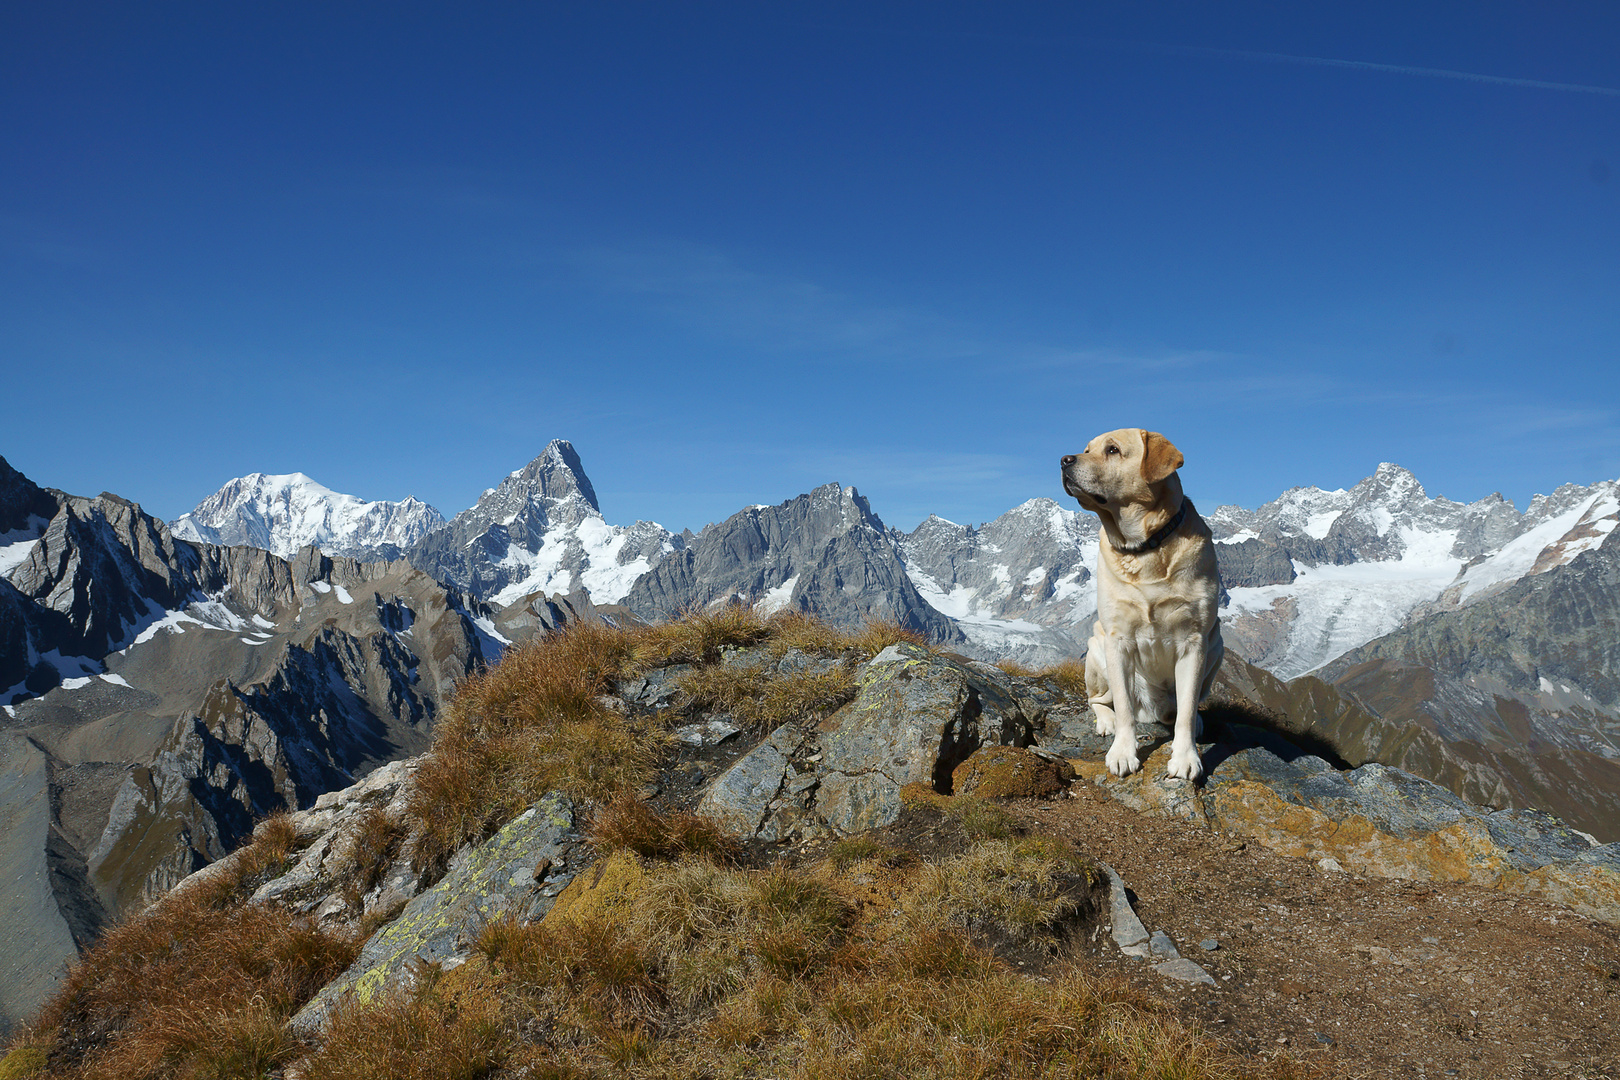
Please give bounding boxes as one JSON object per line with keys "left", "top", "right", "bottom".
{"left": 1072, "top": 759, "right": 1108, "bottom": 784}
{"left": 1204, "top": 781, "right": 1515, "bottom": 886}
{"left": 544, "top": 849, "right": 646, "bottom": 926}
{"left": 1517, "top": 863, "right": 1620, "bottom": 924}
{"left": 951, "top": 745, "right": 1074, "bottom": 798}
{"left": 0, "top": 1045, "right": 47, "bottom": 1080}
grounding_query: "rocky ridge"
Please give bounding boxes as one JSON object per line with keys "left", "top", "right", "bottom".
{"left": 0, "top": 456, "right": 498, "bottom": 1032}
{"left": 624, "top": 481, "right": 961, "bottom": 644}
{"left": 143, "top": 636, "right": 1620, "bottom": 1074}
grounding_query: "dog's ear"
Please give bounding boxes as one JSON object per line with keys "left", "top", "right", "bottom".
{"left": 1139, "top": 430, "right": 1184, "bottom": 484}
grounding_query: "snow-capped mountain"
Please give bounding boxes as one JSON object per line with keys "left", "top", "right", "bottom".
{"left": 895, "top": 498, "right": 1099, "bottom": 662}
{"left": 1210, "top": 464, "right": 1620, "bottom": 678}
{"left": 407, "top": 439, "right": 681, "bottom": 607}
{"left": 164, "top": 444, "right": 1619, "bottom": 683}
{"left": 170, "top": 473, "right": 446, "bottom": 560}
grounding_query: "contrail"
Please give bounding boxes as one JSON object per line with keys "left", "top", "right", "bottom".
{"left": 1154, "top": 42, "right": 1620, "bottom": 97}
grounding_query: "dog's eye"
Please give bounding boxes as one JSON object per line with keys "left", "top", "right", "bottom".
{"left": 1106, "top": 445, "right": 1119, "bottom": 456}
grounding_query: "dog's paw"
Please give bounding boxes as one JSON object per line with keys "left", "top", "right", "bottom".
{"left": 1106, "top": 743, "right": 1141, "bottom": 777}
{"left": 1166, "top": 747, "right": 1204, "bottom": 782}
{"left": 1094, "top": 715, "right": 1114, "bottom": 737}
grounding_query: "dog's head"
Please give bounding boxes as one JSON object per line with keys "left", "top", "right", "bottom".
{"left": 1060, "top": 428, "right": 1184, "bottom": 516}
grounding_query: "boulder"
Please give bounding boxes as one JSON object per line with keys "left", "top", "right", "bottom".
{"left": 1078, "top": 728, "right": 1620, "bottom": 924}
{"left": 693, "top": 643, "right": 1052, "bottom": 841}
{"left": 289, "top": 792, "right": 581, "bottom": 1035}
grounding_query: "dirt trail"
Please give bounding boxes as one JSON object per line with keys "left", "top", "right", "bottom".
{"left": 1022, "top": 781, "right": 1620, "bottom": 1080}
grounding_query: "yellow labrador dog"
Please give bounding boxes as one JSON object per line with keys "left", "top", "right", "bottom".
{"left": 1060, "top": 429, "right": 1223, "bottom": 780}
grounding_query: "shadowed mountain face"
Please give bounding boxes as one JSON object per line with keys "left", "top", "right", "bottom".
{"left": 623, "top": 482, "right": 962, "bottom": 644}
{"left": 0, "top": 457, "right": 495, "bottom": 1032}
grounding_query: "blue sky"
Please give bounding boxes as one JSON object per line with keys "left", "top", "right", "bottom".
{"left": 3, "top": 2, "right": 1617, "bottom": 532}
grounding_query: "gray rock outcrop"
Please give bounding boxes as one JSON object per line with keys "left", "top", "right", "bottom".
{"left": 290, "top": 792, "right": 581, "bottom": 1036}
{"left": 692, "top": 643, "right": 1067, "bottom": 842}
{"left": 627, "top": 482, "right": 960, "bottom": 644}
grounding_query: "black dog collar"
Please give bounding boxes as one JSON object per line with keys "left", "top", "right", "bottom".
{"left": 1110, "top": 500, "right": 1187, "bottom": 555}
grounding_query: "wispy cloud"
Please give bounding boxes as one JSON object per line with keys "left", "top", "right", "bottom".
{"left": 570, "top": 242, "right": 975, "bottom": 360}
{"left": 569, "top": 241, "right": 1223, "bottom": 376}
{"left": 1149, "top": 42, "right": 1620, "bottom": 98}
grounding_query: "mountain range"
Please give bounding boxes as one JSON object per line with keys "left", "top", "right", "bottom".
{"left": 3, "top": 437, "right": 1617, "bottom": 1029}
{"left": 145, "top": 439, "right": 1618, "bottom": 683}
{"left": 145, "top": 441, "right": 1620, "bottom": 835}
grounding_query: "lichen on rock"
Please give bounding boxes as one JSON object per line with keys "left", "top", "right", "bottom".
{"left": 289, "top": 791, "right": 581, "bottom": 1036}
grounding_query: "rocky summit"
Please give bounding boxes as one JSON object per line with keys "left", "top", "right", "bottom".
{"left": 35, "top": 620, "right": 1613, "bottom": 1076}
{"left": 8, "top": 438, "right": 1620, "bottom": 1073}
{"left": 405, "top": 439, "right": 682, "bottom": 608}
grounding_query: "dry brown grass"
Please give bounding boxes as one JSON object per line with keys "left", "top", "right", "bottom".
{"left": 409, "top": 608, "right": 935, "bottom": 869}
{"left": 914, "top": 836, "right": 1097, "bottom": 943}
{"left": 408, "top": 620, "right": 662, "bottom": 870}
{"left": 185, "top": 812, "right": 299, "bottom": 910}
{"left": 297, "top": 965, "right": 508, "bottom": 1080}
{"left": 634, "top": 604, "right": 776, "bottom": 666}
{"left": 301, "top": 845, "right": 1309, "bottom": 1080}
{"left": 590, "top": 795, "right": 739, "bottom": 863}
{"left": 675, "top": 661, "right": 856, "bottom": 729}
{"left": 338, "top": 807, "right": 409, "bottom": 909}
{"left": 1035, "top": 657, "right": 1089, "bottom": 699}
{"left": 30, "top": 893, "right": 356, "bottom": 1080}
{"left": 995, "top": 657, "right": 1089, "bottom": 701}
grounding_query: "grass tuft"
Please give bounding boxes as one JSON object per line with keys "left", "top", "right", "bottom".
{"left": 590, "top": 796, "right": 739, "bottom": 863}
{"left": 408, "top": 621, "right": 662, "bottom": 870}
{"left": 675, "top": 661, "right": 856, "bottom": 729}
{"left": 185, "top": 811, "right": 300, "bottom": 910}
{"left": 338, "top": 807, "right": 409, "bottom": 909}
{"left": 825, "top": 835, "right": 913, "bottom": 872}
{"left": 635, "top": 604, "right": 775, "bottom": 667}
{"left": 914, "top": 837, "right": 1096, "bottom": 944}
{"left": 32, "top": 893, "right": 356, "bottom": 1080}
{"left": 298, "top": 966, "right": 508, "bottom": 1080}
{"left": 1034, "top": 657, "right": 1089, "bottom": 700}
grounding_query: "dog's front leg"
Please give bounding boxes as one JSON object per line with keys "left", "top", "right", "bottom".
{"left": 1104, "top": 637, "right": 1141, "bottom": 776}
{"left": 1165, "top": 648, "right": 1206, "bottom": 781}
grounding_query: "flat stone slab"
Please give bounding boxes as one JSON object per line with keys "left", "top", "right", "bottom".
{"left": 1080, "top": 728, "right": 1620, "bottom": 925}
{"left": 1099, "top": 860, "right": 1148, "bottom": 951}
{"left": 1153, "top": 958, "right": 1218, "bottom": 986}
{"left": 290, "top": 792, "right": 579, "bottom": 1035}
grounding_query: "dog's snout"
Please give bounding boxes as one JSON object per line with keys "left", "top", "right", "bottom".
{"left": 1061, "top": 455, "right": 1077, "bottom": 467}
